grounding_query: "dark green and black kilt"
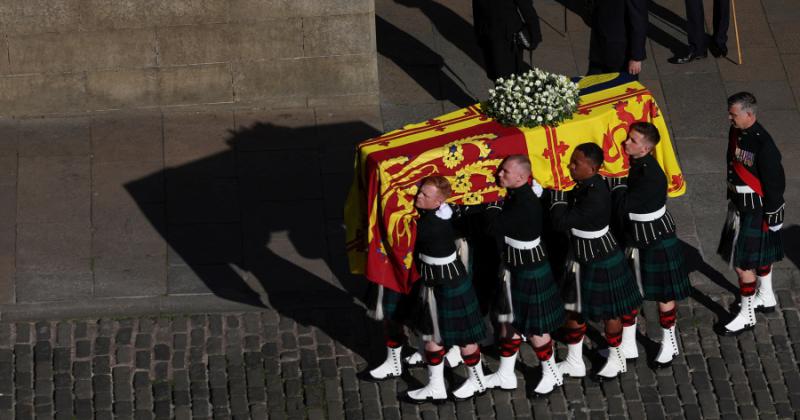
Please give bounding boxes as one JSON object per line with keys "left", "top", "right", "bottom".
{"left": 717, "top": 208, "right": 784, "bottom": 269}
{"left": 510, "top": 262, "right": 565, "bottom": 336}
{"left": 578, "top": 250, "right": 642, "bottom": 321}
{"left": 639, "top": 235, "right": 691, "bottom": 302}
{"left": 366, "top": 282, "right": 414, "bottom": 323}
{"left": 431, "top": 274, "right": 487, "bottom": 347}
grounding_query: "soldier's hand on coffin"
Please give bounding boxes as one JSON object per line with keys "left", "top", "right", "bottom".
{"left": 451, "top": 202, "right": 489, "bottom": 218}
{"left": 543, "top": 188, "right": 568, "bottom": 206}
{"left": 530, "top": 178, "right": 544, "bottom": 197}
{"left": 451, "top": 203, "right": 467, "bottom": 219}
{"left": 485, "top": 200, "right": 503, "bottom": 212}
{"left": 604, "top": 175, "right": 628, "bottom": 191}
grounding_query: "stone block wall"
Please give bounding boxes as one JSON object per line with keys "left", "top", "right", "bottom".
{"left": 0, "top": 0, "right": 379, "bottom": 116}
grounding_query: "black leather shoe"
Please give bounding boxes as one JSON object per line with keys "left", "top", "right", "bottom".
{"left": 710, "top": 43, "right": 728, "bottom": 58}
{"left": 713, "top": 322, "right": 754, "bottom": 337}
{"left": 672, "top": 51, "right": 708, "bottom": 64}
{"left": 652, "top": 360, "right": 673, "bottom": 370}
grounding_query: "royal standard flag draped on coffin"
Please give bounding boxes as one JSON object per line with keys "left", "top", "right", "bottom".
{"left": 345, "top": 73, "right": 686, "bottom": 294}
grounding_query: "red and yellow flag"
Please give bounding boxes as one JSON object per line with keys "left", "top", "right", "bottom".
{"left": 345, "top": 73, "right": 686, "bottom": 294}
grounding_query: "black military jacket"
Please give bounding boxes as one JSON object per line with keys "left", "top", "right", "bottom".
{"left": 551, "top": 174, "right": 619, "bottom": 263}
{"left": 415, "top": 208, "right": 457, "bottom": 259}
{"left": 726, "top": 121, "right": 785, "bottom": 225}
{"left": 552, "top": 174, "right": 611, "bottom": 232}
{"left": 489, "top": 184, "right": 542, "bottom": 241}
{"left": 612, "top": 154, "right": 676, "bottom": 248}
{"left": 622, "top": 154, "right": 666, "bottom": 213}
{"left": 485, "top": 184, "right": 546, "bottom": 268}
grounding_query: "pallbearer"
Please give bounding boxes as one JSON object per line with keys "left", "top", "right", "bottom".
{"left": 481, "top": 155, "right": 566, "bottom": 397}
{"left": 363, "top": 283, "right": 417, "bottom": 381}
{"left": 611, "top": 122, "right": 690, "bottom": 367}
{"left": 549, "top": 143, "right": 642, "bottom": 380}
{"left": 403, "top": 176, "right": 488, "bottom": 403}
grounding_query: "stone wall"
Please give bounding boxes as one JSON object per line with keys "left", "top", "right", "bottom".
{"left": 0, "top": 0, "right": 379, "bottom": 116}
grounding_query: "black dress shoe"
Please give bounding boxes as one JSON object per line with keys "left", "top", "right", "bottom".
{"left": 713, "top": 322, "right": 754, "bottom": 337}
{"left": 652, "top": 360, "right": 673, "bottom": 370}
{"left": 710, "top": 43, "right": 728, "bottom": 58}
{"left": 672, "top": 51, "right": 708, "bottom": 64}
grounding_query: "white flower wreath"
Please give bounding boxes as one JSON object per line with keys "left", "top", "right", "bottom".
{"left": 483, "top": 68, "right": 580, "bottom": 128}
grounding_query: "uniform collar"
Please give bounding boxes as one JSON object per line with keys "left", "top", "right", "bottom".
{"left": 740, "top": 121, "right": 761, "bottom": 136}
{"left": 417, "top": 204, "right": 451, "bottom": 220}
{"left": 577, "top": 174, "right": 602, "bottom": 188}
{"left": 630, "top": 153, "right": 654, "bottom": 167}
{"left": 507, "top": 183, "right": 530, "bottom": 195}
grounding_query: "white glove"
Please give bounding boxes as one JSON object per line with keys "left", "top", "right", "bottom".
{"left": 769, "top": 223, "right": 782, "bottom": 232}
{"left": 435, "top": 203, "right": 453, "bottom": 220}
{"left": 531, "top": 178, "right": 543, "bottom": 198}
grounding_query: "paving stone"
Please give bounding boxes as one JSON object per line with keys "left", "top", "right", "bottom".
{"left": 135, "top": 334, "right": 152, "bottom": 349}
{"left": 754, "top": 390, "right": 775, "bottom": 412}
{"left": 739, "top": 405, "right": 758, "bottom": 419}
{"left": 117, "top": 346, "right": 134, "bottom": 365}
{"left": 712, "top": 379, "right": 734, "bottom": 400}
{"left": 775, "top": 402, "right": 794, "bottom": 418}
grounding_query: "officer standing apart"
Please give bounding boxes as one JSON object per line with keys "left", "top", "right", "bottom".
{"left": 718, "top": 92, "right": 785, "bottom": 335}
{"left": 473, "top": 0, "right": 542, "bottom": 81}
{"left": 610, "top": 122, "right": 691, "bottom": 368}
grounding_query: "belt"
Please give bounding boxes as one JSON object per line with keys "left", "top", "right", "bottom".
{"left": 504, "top": 236, "right": 541, "bottom": 250}
{"left": 570, "top": 226, "right": 609, "bottom": 239}
{"left": 729, "top": 183, "right": 755, "bottom": 194}
{"left": 629, "top": 205, "right": 666, "bottom": 222}
{"left": 419, "top": 252, "right": 457, "bottom": 265}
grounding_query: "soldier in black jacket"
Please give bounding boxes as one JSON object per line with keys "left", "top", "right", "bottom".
{"left": 473, "top": 0, "right": 542, "bottom": 81}
{"left": 717, "top": 92, "right": 785, "bottom": 335}
{"left": 480, "top": 155, "right": 566, "bottom": 396}
{"left": 610, "top": 122, "right": 690, "bottom": 368}
{"left": 403, "top": 176, "right": 488, "bottom": 403}
{"left": 548, "top": 143, "right": 642, "bottom": 380}
{"left": 588, "top": 0, "right": 649, "bottom": 76}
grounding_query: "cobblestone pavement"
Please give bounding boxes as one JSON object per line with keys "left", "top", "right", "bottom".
{"left": 1, "top": 289, "right": 800, "bottom": 419}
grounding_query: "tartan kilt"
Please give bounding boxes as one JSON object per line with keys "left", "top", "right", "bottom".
{"left": 639, "top": 235, "right": 691, "bottom": 302}
{"left": 717, "top": 207, "right": 784, "bottom": 269}
{"left": 510, "top": 262, "right": 566, "bottom": 336}
{"left": 366, "top": 282, "right": 414, "bottom": 323}
{"left": 576, "top": 250, "right": 642, "bottom": 321}
{"left": 415, "top": 273, "right": 487, "bottom": 347}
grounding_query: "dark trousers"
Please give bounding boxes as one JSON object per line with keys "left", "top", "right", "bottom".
{"left": 479, "top": 38, "right": 530, "bottom": 81}
{"left": 685, "top": 0, "right": 730, "bottom": 54}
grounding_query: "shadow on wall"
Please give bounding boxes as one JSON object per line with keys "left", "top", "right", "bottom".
{"left": 391, "top": 0, "right": 485, "bottom": 69}
{"left": 125, "top": 120, "right": 381, "bottom": 359}
{"left": 376, "top": 15, "right": 477, "bottom": 108}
